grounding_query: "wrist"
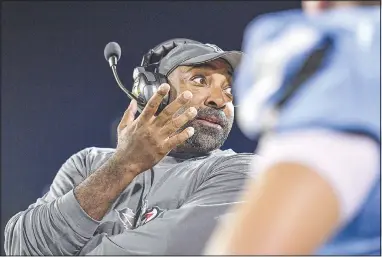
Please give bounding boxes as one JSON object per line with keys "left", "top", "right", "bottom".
{"left": 110, "top": 152, "right": 143, "bottom": 177}
{"left": 121, "top": 163, "right": 142, "bottom": 179}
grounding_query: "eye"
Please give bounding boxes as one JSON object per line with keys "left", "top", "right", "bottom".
{"left": 224, "top": 86, "right": 232, "bottom": 94}
{"left": 191, "top": 75, "right": 207, "bottom": 85}
{"left": 222, "top": 85, "right": 232, "bottom": 95}
{"left": 224, "top": 86, "right": 234, "bottom": 100}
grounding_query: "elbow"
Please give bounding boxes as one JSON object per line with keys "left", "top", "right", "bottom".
{"left": 4, "top": 200, "right": 95, "bottom": 256}
{"left": 4, "top": 208, "right": 56, "bottom": 256}
{"left": 4, "top": 212, "right": 24, "bottom": 255}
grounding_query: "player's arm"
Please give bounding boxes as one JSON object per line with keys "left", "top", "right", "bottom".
{"left": 78, "top": 154, "right": 254, "bottom": 255}
{"left": 206, "top": 130, "right": 379, "bottom": 254}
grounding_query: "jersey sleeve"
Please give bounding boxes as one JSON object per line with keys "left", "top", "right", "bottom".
{"left": 234, "top": 9, "right": 381, "bottom": 142}
{"left": 255, "top": 129, "right": 380, "bottom": 223}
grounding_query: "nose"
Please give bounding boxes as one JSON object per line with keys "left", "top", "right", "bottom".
{"left": 204, "top": 86, "right": 230, "bottom": 110}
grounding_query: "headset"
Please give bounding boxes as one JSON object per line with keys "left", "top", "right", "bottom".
{"left": 104, "top": 38, "right": 202, "bottom": 113}
{"left": 132, "top": 38, "right": 202, "bottom": 113}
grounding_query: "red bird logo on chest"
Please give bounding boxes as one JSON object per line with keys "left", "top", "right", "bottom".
{"left": 141, "top": 206, "right": 164, "bottom": 225}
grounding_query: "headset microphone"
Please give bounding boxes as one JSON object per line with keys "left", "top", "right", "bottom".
{"left": 104, "top": 42, "right": 146, "bottom": 108}
{"left": 104, "top": 42, "right": 121, "bottom": 67}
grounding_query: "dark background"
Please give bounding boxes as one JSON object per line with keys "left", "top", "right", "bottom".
{"left": 1, "top": 1, "right": 300, "bottom": 254}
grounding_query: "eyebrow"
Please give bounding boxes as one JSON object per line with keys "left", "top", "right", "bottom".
{"left": 184, "top": 63, "right": 233, "bottom": 76}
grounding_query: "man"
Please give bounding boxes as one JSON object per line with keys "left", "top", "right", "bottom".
{"left": 4, "top": 39, "right": 255, "bottom": 255}
{"left": 205, "top": 0, "right": 380, "bottom": 255}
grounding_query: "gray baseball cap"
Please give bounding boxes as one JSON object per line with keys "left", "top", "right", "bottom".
{"left": 158, "top": 42, "right": 243, "bottom": 76}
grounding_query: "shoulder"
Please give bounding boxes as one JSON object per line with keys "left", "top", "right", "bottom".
{"left": 184, "top": 151, "right": 258, "bottom": 202}
{"left": 82, "top": 146, "right": 116, "bottom": 158}
{"left": 66, "top": 147, "right": 116, "bottom": 177}
{"left": 203, "top": 150, "right": 257, "bottom": 179}
{"left": 236, "top": 7, "right": 380, "bottom": 141}
{"left": 212, "top": 149, "right": 255, "bottom": 162}
{"left": 241, "top": 8, "right": 309, "bottom": 52}
{"left": 218, "top": 150, "right": 256, "bottom": 166}
{"left": 243, "top": 8, "right": 304, "bottom": 36}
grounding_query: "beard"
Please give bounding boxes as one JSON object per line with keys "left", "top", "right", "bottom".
{"left": 171, "top": 106, "right": 234, "bottom": 155}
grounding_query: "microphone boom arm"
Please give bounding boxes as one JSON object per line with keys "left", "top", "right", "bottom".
{"left": 111, "top": 65, "right": 145, "bottom": 106}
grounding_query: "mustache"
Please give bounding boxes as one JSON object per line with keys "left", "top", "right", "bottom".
{"left": 188, "top": 107, "right": 230, "bottom": 127}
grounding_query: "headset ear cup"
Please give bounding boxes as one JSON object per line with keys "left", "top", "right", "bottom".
{"left": 132, "top": 68, "right": 148, "bottom": 106}
{"left": 142, "top": 73, "right": 169, "bottom": 114}
{"left": 156, "top": 74, "right": 170, "bottom": 113}
{"left": 132, "top": 70, "right": 170, "bottom": 113}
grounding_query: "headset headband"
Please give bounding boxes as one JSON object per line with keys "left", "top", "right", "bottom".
{"left": 140, "top": 38, "right": 202, "bottom": 71}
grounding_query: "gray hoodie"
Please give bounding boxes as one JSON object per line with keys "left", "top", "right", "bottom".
{"left": 4, "top": 147, "right": 256, "bottom": 255}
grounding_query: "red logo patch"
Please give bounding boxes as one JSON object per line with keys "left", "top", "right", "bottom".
{"left": 141, "top": 206, "right": 163, "bottom": 225}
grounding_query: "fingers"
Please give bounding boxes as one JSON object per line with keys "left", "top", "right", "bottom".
{"left": 118, "top": 100, "right": 137, "bottom": 133}
{"left": 154, "top": 90, "right": 193, "bottom": 127}
{"left": 159, "top": 107, "right": 197, "bottom": 137}
{"left": 165, "top": 127, "right": 195, "bottom": 149}
{"left": 139, "top": 83, "right": 170, "bottom": 123}
{"left": 130, "top": 99, "right": 138, "bottom": 115}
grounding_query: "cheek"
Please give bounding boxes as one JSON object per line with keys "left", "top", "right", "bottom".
{"left": 224, "top": 103, "right": 234, "bottom": 120}
{"left": 169, "top": 86, "right": 179, "bottom": 103}
{"left": 189, "top": 88, "right": 208, "bottom": 106}
{"left": 178, "top": 83, "right": 208, "bottom": 106}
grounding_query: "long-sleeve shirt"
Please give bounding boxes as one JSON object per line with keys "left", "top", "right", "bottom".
{"left": 4, "top": 147, "right": 256, "bottom": 255}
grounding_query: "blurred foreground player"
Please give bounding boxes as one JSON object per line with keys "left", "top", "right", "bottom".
{"left": 205, "top": 0, "right": 380, "bottom": 255}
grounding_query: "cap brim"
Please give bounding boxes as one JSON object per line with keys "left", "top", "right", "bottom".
{"left": 179, "top": 51, "right": 243, "bottom": 70}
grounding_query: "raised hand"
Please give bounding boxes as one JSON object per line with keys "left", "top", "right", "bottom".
{"left": 114, "top": 83, "right": 197, "bottom": 175}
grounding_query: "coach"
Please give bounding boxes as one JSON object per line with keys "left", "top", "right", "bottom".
{"left": 4, "top": 39, "right": 256, "bottom": 255}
